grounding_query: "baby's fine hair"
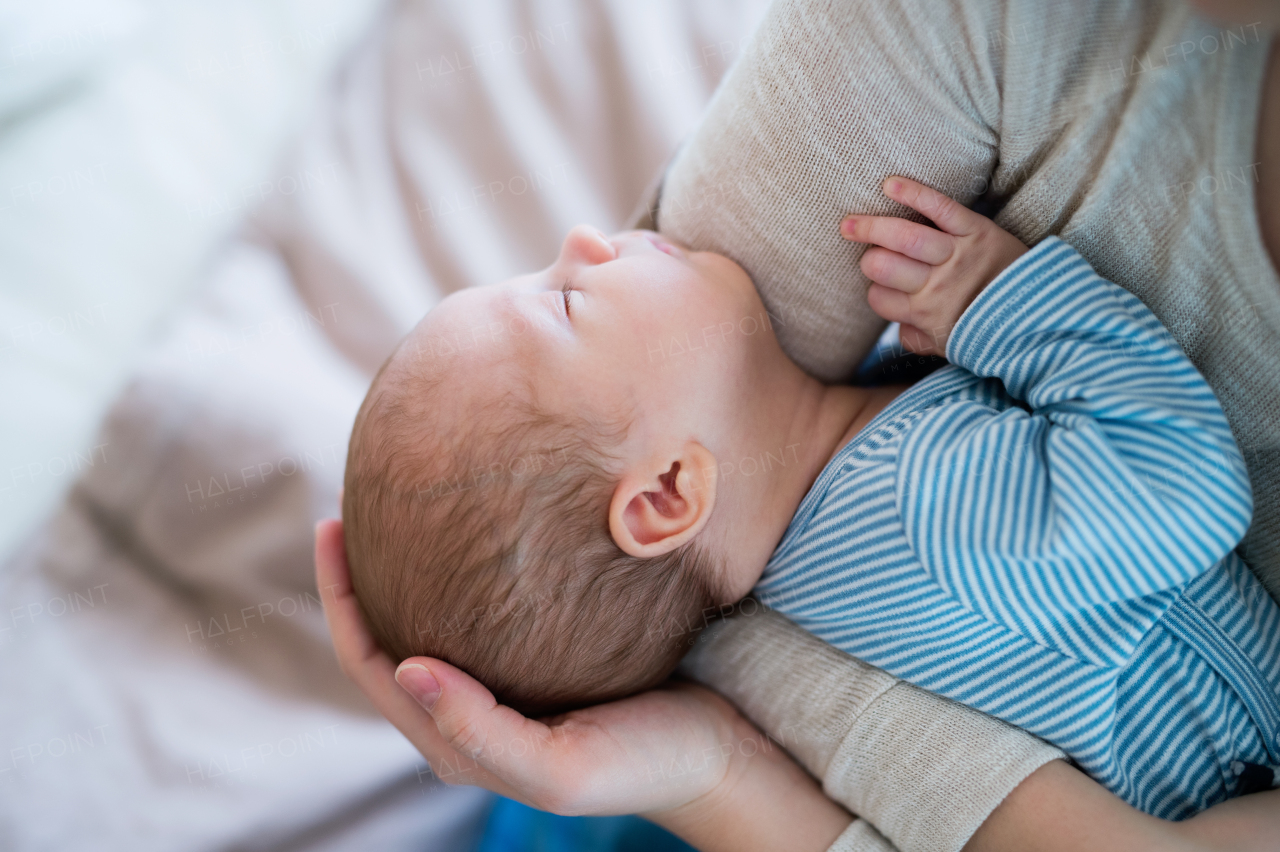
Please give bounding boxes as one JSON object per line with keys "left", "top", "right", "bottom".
{"left": 343, "top": 346, "right": 725, "bottom": 716}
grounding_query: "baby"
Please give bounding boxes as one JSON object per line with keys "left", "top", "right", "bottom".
{"left": 343, "top": 177, "right": 1280, "bottom": 820}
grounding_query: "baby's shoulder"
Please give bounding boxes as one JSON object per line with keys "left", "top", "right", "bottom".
{"left": 845, "top": 370, "right": 1009, "bottom": 456}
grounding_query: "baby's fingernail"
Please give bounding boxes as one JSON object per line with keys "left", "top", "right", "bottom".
{"left": 840, "top": 217, "right": 859, "bottom": 238}
{"left": 396, "top": 663, "right": 441, "bottom": 712}
{"left": 884, "top": 177, "right": 901, "bottom": 194}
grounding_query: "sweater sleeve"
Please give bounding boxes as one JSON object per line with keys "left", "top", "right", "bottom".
{"left": 679, "top": 609, "right": 1065, "bottom": 852}
{"left": 656, "top": 0, "right": 1010, "bottom": 382}
{"left": 897, "top": 237, "right": 1252, "bottom": 665}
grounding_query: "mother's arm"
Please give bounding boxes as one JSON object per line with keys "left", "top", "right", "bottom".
{"left": 644, "top": 1, "right": 1089, "bottom": 848}
{"left": 313, "top": 519, "right": 868, "bottom": 852}
{"left": 315, "top": 520, "right": 1207, "bottom": 852}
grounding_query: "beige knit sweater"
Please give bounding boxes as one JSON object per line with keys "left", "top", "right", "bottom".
{"left": 647, "top": 1, "right": 1279, "bottom": 850}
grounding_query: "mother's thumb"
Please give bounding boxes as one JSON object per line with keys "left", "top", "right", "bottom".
{"left": 395, "top": 662, "right": 441, "bottom": 713}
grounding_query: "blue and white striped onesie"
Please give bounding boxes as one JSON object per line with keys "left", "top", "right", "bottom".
{"left": 756, "top": 237, "right": 1280, "bottom": 819}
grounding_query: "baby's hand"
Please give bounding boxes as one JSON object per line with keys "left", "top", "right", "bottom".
{"left": 841, "top": 176, "right": 1028, "bottom": 357}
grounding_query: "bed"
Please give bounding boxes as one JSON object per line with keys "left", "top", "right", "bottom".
{"left": 0, "top": 1, "right": 768, "bottom": 848}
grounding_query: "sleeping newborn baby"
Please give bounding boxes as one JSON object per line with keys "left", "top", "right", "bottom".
{"left": 343, "top": 177, "right": 1280, "bottom": 821}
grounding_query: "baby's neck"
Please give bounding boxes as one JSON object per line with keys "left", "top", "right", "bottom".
{"left": 709, "top": 378, "right": 907, "bottom": 601}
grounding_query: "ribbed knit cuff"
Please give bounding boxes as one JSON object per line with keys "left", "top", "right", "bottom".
{"left": 681, "top": 609, "right": 1066, "bottom": 852}
{"left": 827, "top": 818, "right": 898, "bottom": 852}
{"left": 823, "top": 682, "right": 1064, "bottom": 852}
{"left": 679, "top": 607, "right": 898, "bottom": 778}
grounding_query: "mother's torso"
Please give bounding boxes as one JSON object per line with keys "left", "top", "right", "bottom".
{"left": 656, "top": 0, "right": 1280, "bottom": 600}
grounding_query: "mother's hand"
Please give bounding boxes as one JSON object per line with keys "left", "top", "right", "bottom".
{"left": 314, "top": 518, "right": 757, "bottom": 819}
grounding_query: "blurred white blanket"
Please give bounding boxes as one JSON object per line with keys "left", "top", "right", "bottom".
{"left": 0, "top": 1, "right": 766, "bottom": 849}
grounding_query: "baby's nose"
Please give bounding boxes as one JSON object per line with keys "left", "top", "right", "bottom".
{"left": 560, "top": 224, "right": 617, "bottom": 265}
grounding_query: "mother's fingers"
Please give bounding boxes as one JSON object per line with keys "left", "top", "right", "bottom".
{"left": 315, "top": 520, "right": 429, "bottom": 733}
{"left": 402, "top": 657, "right": 578, "bottom": 807}
{"left": 313, "top": 519, "right": 513, "bottom": 795}
{"left": 315, "top": 519, "right": 381, "bottom": 675}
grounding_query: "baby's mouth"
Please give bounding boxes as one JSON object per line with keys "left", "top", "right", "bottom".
{"left": 641, "top": 232, "right": 683, "bottom": 258}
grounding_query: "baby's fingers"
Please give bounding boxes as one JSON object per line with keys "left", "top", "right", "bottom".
{"left": 866, "top": 282, "right": 912, "bottom": 325}
{"left": 883, "top": 176, "right": 981, "bottom": 237}
{"left": 840, "top": 214, "right": 953, "bottom": 265}
{"left": 866, "top": 287, "right": 943, "bottom": 356}
{"left": 860, "top": 247, "right": 931, "bottom": 293}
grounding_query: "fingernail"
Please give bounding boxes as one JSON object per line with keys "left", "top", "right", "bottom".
{"left": 396, "top": 663, "right": 441, "bottom": 712}
{"left": 884, "top": 177, "right": 901, "bottom": 194}
{"left": 840, "top": 217, "right": 858, "bottom": 238}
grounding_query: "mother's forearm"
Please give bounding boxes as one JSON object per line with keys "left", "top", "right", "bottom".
{"left": 679, "top": 609, "right": 1065, "bottom": 852}
{"left": 962, "top": 760, "right": 1198, "bottom": 852}
{"left": 649, "top": 732, "right": 860, "bottom": 852}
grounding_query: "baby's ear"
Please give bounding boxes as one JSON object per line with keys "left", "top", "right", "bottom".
{"left": 608, "top": 442, "right": 717, "bottom": 559}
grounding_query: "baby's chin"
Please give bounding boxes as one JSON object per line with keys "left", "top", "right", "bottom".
{"left": 696, "top": 247, "right": 763, "bottom": 309}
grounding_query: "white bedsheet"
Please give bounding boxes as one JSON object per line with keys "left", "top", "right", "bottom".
{"left": 0, "top": 0, "right": 383, "bottom": 559}
{"left": 0, "top": 1, "right": 767, "bottom": 848}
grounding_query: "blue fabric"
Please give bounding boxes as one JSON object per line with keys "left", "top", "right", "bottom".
{"left": 758, "top": 238, "right": 1280, "bottom": 819}
{"left": 476, "top": 797, "right": 697, "bottom": 852}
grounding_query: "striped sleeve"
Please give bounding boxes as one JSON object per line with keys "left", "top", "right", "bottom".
{"left": 896, "top": 237, "right": 1253, "bottom": 665}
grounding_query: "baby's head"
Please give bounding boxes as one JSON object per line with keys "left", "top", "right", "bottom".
{"left": 343, "top": 226, "right": 780, "bottom": 715}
